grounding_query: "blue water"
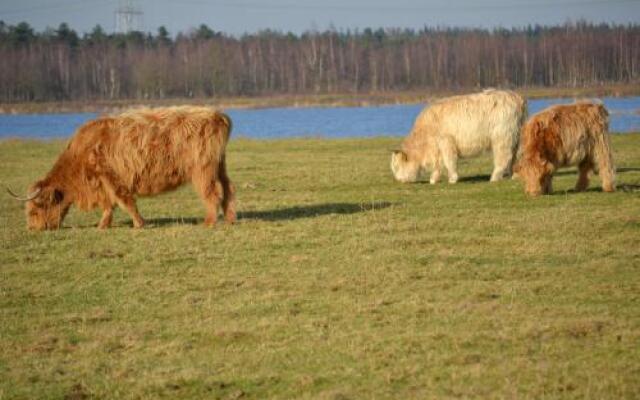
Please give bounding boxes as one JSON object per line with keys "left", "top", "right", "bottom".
{"left": 0, "top": 97, "right": 638, "bottom": 140}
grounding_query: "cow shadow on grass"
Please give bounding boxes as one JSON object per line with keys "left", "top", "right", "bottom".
{"left": 459, "top": 167, "right": 640, "bottom": 184}
{"left": 617, "top": 167, "right": 640, "bottom": 173}
{"left": 457, "top": 174, "right": 519, "bottom": 183}
{"left": 548, "top": 166, "right": 640, "bottom": 195}
{"left": 557, "top": 183, "right": 640, "bottom": 194}
{"left": 458, "top": 174, "right": 492, "bottom": 183}
{"left": 459, "top": 170, "right": 604, "bottom": 183}
{"left": 617, "top": 183, "right": 640, "bottom": 192}
{"left": 407, "top": 174, "right": 493, "bottom": 184}
{"left": 144, "top": 202, "right": 393, "bottom": 227}
{"left": 457, "top": 172, "right": 564, "bottom": 183}
{"left": 542, "top": 167, "right": 640, "bottom": 176}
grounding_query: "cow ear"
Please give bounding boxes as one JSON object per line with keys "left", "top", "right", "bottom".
{"left": 392, "top": 150, "right": 408, "bottom": 161}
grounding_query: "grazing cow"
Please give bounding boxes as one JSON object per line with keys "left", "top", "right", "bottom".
{"left": 391, "top": 89, "right": 526, "bottom": 184}
{"left": 7, "top": 106, "right": 236, "bottom": 230}
{"left": 514, "top": 102, "right": 615, "bottom": 196}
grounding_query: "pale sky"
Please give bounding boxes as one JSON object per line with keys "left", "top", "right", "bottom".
{"left": 1, "top": 0, "right": 639, "bottom": 36}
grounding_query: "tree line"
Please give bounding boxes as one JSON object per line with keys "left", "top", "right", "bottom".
{"left": 0, "top": 21, "right": 638, "bottom": 102}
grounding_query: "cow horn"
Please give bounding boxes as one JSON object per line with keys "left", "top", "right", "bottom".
{"left": 6, "top": 186, "right": 41, "bottom": 201}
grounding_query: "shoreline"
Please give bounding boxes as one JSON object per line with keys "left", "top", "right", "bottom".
{"left": 1, "top": 84, "right": 638, "bottom": 115}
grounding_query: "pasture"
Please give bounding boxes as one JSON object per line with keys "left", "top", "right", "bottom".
{"left": 1, "top": 134, "right": 639, "bottom": 399}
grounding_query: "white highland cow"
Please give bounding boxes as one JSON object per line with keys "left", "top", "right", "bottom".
{"left": 391, "top": 89, "right": 527, "bottom": 183}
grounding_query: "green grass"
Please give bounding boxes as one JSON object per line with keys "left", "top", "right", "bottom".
{"left": 1, "top": 135, "right": 640, "bottom": 399}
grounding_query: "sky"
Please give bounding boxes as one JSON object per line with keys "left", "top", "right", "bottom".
{"left": 1, "top": 0, "right": 639, "bottom": 36}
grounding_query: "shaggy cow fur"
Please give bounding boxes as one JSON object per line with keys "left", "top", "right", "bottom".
{"left": 15, "top": 106, "right": 236, "bottom": 230}
{"left": 514, "top": 102, "right": 615, "bottom": 196}
{"left": 391, "top": 89, "right": 526, "bottom": 183}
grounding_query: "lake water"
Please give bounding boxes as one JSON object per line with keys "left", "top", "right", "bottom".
{"left": 0, "top": 97, "right": 638, "bottom": 140}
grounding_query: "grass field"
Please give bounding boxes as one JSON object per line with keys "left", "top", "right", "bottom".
{"left": 1, "top": 134, "right": 639, "bottom": 399}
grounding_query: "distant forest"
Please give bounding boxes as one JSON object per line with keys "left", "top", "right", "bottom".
{"left": 0, "top": 21, "right": 638, "bottom": 102}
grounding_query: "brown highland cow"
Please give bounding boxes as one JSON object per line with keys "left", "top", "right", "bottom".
{"left": 8, "top": 106, "right": 236, "bottom": 230}
{"left": 514, "top": 102, "right": 615, "bottom": 196}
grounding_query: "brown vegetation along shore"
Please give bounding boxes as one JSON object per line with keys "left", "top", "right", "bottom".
{"left": 1, "top": 84, "right": 638, "bottom": 115}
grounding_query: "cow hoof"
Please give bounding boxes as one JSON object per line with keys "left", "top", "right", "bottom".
{"left": 224, "top": 212, "right": 237, "bottom": 224}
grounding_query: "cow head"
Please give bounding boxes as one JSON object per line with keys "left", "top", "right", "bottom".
{"left": 8, "top": 182, "right": 71, "bottom": 230}
{"left": 513, "top": 160, "right": 546, "bottom": 197}
{"left": 390, "top": 150, "right": 420, "bottom": 183}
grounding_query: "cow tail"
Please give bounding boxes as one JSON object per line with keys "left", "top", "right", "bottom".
{"left": 217, "top": 112, "right": 233, "bottom": 145}
{"left": 511, "top": 96, "right": 528, "bottom": 177}
{"left": 593, "top": 105, "right": 615, "bottom": 192}
{"left": 516, "top": 99, "right": 528, "bottom": 158}
{"left": 215, "top": 112, "right": 235, "bottom": 218}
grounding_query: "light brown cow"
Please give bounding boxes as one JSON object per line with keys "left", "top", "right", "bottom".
{"left": 514, "top": 102, "right": 615, "bottom": 196}
{"left": 8, "top": 106, "right": 236, "bottom": 230}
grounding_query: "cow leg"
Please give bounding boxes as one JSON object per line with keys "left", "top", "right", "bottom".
{"left": 596, "top": 156, "right": 616, "bottom": 193}
{"left": 491, "top": 143, "right": 514, "bottom": 182}
{"left": 429, "top": 169, "right": 441, "bottom": 185}
{"left": 221, "top": 182, "right": 237, "bottom": 224}
{"left": 542, "top": 173, "right": 554, "bottom": 195}
{"left": 115, "top": 197, "right": 144, "bottom": 228}
{"left": 193, "top": 166, "right": 223, "bottom": 227}
{"left": 442, "top": 154, "right": 458, "bottom": 184}
{"left": 438, "top": 139, "right": 458, "bottom": 183}
{"left": 98, "top": 207, "right": 114, "bottom": 229}
{"left": 427, "top": 158, "right": 441, "bottom": 184}
{"left": 575, "top": 160, "right": 593, "bottom": 192}
{"left": 218, "top": 155, "right": 237, "bottom": 224}
{"left": 100, "top": 176, "right": 145, "bottom": 228}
